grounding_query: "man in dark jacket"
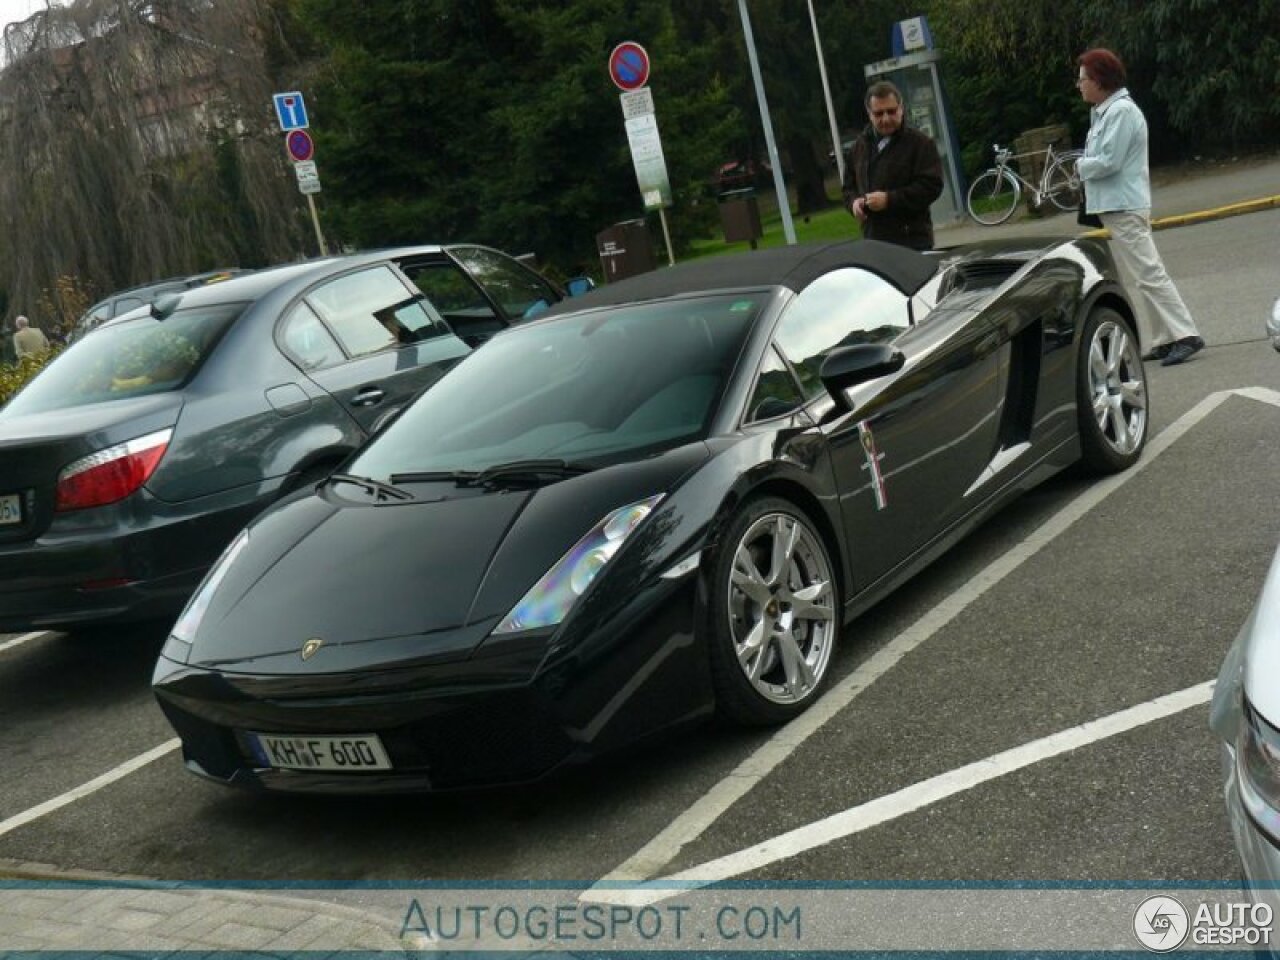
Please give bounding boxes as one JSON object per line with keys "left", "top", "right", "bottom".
{"left": 842, "top": 81, "right": 943, "bottom": 250}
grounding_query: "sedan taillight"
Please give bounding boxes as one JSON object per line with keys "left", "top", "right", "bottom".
{"left": 55, "top": 429, "right": 173, "bottom": 512}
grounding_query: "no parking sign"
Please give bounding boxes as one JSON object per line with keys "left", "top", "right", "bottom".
{"left": 608, "top": 42, "right": 650, "bottom": 91}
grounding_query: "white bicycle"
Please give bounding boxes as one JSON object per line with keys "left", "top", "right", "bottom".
{"left": 966, "top": 142, "right": 1084, "bottom": 225}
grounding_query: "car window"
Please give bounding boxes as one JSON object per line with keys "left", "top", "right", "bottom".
{"left": 112, "top": 296, "right": 145, "bottom": 317}
{"left": 449, "top": 246, "right": 558, "bottom": 321}
{"left": 401, "top": 261, "right": 505, "bottom": 346}
{"left": 774, "top": 268, "right": 910, "bottom": 400}
{"left": 349, "top": 293, "right": 759, "bottom": 478}
{"left": 745, "top": 346, "right": 806, "bottom": 424}
{"left": 1, "top": 304, "right": 243, "bottom": 417}
{"left": 304, "top": 266, "right": 415, "bottom": 358}
{"left": 279, "top": 302, "right": 346, "bottom": 371}
{"left": 374, "top": 298, "right": 455, "bottom": 346}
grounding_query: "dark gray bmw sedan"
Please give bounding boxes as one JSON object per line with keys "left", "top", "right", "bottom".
{"left": 0, "top": 244, "right": 569, "bottom": 634}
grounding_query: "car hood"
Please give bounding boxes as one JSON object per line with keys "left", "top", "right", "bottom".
{"left": 1243, "top": 543, "right": 1280, "bottom": 724}
{"left": 183, "top": 443, "right": 711, "bottom": 674}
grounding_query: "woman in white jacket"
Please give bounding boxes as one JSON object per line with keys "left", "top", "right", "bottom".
{"left": 1076, "top": 47, "right": 1206, "bottom": 367}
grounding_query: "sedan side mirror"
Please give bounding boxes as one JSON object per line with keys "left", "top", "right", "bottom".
{"left": 819, "top": 344, "right": 905, "bottom": 413}
{"left": 565, "top": 276, "right": 596, "bottom": 297}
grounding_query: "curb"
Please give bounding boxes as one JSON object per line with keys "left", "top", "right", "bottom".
{"left": 1079, "top": 193, "right": 1280, "bottom": 238}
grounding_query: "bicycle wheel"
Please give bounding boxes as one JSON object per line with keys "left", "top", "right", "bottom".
{"left": 966, "top": 169, "right": 1020, "bottom": 225}
{"left": 1045, "top": 153, "right": 1083, "bottom": 212}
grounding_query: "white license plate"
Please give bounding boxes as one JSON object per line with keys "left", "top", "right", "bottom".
{"left": 247, "top": 732, "right": 392, "bottom": 772}
{"left": 0, "top": 493, "right": 20, "bottom": 526}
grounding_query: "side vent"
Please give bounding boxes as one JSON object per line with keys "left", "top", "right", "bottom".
{"left": 998, "top": 320, "right": 1043, "bottom": 447}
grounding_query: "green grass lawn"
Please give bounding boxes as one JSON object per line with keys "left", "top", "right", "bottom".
{"left": 684, "top": 199, "right": 860, "bottom": 262}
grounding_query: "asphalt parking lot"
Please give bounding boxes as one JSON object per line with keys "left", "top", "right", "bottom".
{"left": 0, "top": 207, "right": 1277, "bottom": 952}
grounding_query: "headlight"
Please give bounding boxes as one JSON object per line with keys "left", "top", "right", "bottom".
{"left": 492, "top": 495, "right": 664, "bottom": 634}
{"left": 170, "top": 528, "right": 250, "bottom": 643}
{"left": 1238, "top": 699, "right": 1280, "bottom": 841}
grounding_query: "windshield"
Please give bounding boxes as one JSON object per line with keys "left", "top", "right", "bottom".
{"left": 1, "top": 303, "right": 243, "bottom": 417}
{"left": 349, "top": 292, "right": 761, "bottom": 478}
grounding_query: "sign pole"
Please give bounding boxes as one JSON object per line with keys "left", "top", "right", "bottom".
{"left": 657, "top": 208, "right": 675, "bottom": 266}
{"left": 306, "top": 194, "right": 328, "bottom": 256}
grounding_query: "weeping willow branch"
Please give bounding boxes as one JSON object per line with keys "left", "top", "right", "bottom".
{"left": 0, "top": 0, "right": 308, "bottom": 321}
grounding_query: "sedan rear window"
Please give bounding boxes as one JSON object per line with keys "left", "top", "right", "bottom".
{"left": 1, "top": 304, "right": 243, "bottom": 417}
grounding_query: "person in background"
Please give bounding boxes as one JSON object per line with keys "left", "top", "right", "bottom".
{"left": 12, "top": 315, "right": 50, "bottom": 359}
{"left": 842, "top": 80, "right": 943, "bottom": 251}
{"left": 1075, "top": 48, "right": 1205, "bottom": 366}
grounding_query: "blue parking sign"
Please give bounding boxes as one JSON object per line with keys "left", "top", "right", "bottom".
{"left": 273, "top": 91, "right": 309, "bottom": 131}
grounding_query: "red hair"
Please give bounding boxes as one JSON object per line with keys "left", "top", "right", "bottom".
{"left": 1077, "top": 48, "right": 1127, "bottom": 93}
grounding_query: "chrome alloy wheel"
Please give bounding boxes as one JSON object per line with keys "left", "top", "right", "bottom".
{"left": 726, "top": 512, "right": 836, "bottom": 706}
{"left": 1088, "top": 317, "right": 1147, "bottom": 456}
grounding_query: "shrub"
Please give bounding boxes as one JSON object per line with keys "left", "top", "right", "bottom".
{"left": 0, "top": 349, "right": 58, "bottom": 409}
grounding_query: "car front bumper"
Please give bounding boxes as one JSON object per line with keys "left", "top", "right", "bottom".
{"left": 152, "top": 574, "right": 709, "bottom": 793}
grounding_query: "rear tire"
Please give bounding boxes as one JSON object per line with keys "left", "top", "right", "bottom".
{"left": 1077, "top": 307, "right": 1148, "bottom": 473}
{"left": 706, "top": 497, "right": 840, "bottom": 726}
{"left": 966, "top": 169, "right": 1020, "bottom": 225}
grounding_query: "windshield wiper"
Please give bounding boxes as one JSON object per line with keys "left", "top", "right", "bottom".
{"left": 391, "top": 459, "right": 594, "bottom": 489}
{"left": 468, "top": 459, "right": 594, "bottom": 486}
{"left": 326, "top": 473, "right": 415, "bottom": 501}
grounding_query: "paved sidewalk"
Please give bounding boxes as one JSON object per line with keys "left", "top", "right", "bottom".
{"left": 0, "top": 861, "right": 409, "bottom": 954}
{"left": 1, "top": 152, "right": 1278, "bottom": 959}
{"left": 936, "top": 151, "right": 1280, "bottom": 246}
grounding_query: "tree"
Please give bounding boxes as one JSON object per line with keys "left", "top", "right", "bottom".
{"left": 924, "top": 0, "right": 1280, "bottom": 168}
{"left": 286, "top": 0, "right": 745, "bottom": 271}
{"left": 0, "top": 0, "right": 310, "bottom": 324}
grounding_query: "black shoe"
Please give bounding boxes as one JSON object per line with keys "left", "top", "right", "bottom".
{"left": 1160, "top": 335, "right": 1205, "bottom": 366}
{"left": 1141, "top": 344, "right": 1171, "bottom": 362}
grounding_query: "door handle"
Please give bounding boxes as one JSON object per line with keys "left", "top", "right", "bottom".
{"left": 351, "top": 387, "right": 385, "bottom": 407}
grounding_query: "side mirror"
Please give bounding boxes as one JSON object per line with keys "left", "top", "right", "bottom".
{"left": 819, "top": 344, "right": 905, "bottom": 413}
{"left": 565, "top": 276, "right": 596, "bottom": 297}
{"left": 150, "top": 293, "right": 182, "bottom": 320}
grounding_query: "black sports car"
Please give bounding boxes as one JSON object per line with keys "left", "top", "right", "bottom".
{"left": 153, "top": 237, "right": 1149, "bottom": 793}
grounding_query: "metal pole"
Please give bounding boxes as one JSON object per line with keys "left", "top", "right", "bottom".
{"left": 657, "top": 208, "right": 675, "bottom": 266}
{"left": 737, "top": 0, "right": 796, "bottom": 246}
{"left": 807, "top": 0, "right": 845, "bottom": 187}
{"left": 306, "top": 193, "right": 328, "bottom": 256}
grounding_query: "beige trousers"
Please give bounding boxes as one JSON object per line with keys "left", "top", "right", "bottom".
{"left": 1099, "top": 210, "right": 1200, "bottom": 349}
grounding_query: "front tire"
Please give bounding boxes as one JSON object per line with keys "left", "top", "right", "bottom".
{"left": 706, "top": 497, "right": 840, "bottom": 726}
{"left": 1077, "top": 307, "right": 1148, "bottom": 472}
{"left": 966, "top": 169, "right": 1020, "bottom": 225}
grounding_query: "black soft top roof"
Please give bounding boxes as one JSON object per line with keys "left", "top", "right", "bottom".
{"left": 555, "top": 238, "right": 939, "bottom": 313}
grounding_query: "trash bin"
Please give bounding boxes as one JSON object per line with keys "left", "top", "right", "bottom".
{"left": 718, "top": 187, "right": 763, "bottom": 248}
{"left": 596, "top": 220, "right": 656, "bottom": 283}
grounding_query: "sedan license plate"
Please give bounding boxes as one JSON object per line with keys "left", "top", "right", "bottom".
{"left": 247, "top": 732, "right": 392, "bottom": 772}
{"left": 0, "top": 493, "right": 21, "bottom": 526}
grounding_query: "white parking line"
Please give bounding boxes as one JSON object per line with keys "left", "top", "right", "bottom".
{"left": 593, "top": 387, "right": 1277, "bottom": 886}
{"left": 0, "top": 739, "right": 180, "bottom": 839}
{"left": 586, "top": 680, "right": 1215, "bottom": 905}
{"left": 0, "top": 631, "right": 51, "bottom": 654}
